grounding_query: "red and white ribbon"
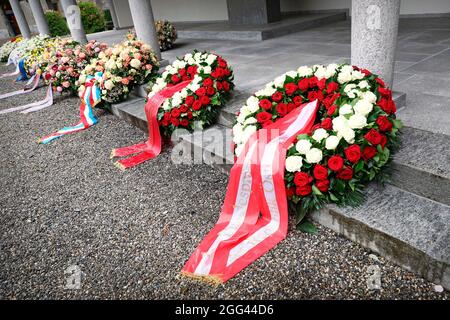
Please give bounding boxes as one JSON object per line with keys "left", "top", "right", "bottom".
{"left": 111, "top": 80, "right": 192, "bottom": 170}
{"left": 182, "top": 100, "right": 318, "bottom": 283}
{"left": 0, "top": 73, "right": 40, "bottom": 100}
{"left": 0, "top": 85, "right": 53, "bottom": 115}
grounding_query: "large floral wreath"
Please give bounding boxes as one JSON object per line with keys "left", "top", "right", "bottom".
{"left": 233, "top": 64, "right": 402, "bottom": 228}
{"left": 0, "top": 36, "right": 23, "bottom": 62}
{"left": 148, "top": 50, "right": 234, "bottom": 136}
{"left": 79, "top": 33, "right": 159, "bottom": 104}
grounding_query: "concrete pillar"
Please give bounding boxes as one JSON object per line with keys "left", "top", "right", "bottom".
{"left": 227, "top": 0, "right": 281, "bottom": 25}
{"left": 351, "top": 0, "right": 401, "bottom": 88}
{"left": 28, "top": 0, "right": 50, "bottom": 36}
{"left": 9, "top": 0, "right": 31, "bottom": 38}
{"left": 60, "top": 0, "right": 87, "bottom": 43}
{"left": 128, "top": 0, "right": 161, "bottom": 60}
{"left": 105, "top": 0, "right": 119, "bottom": 30}
{"left": 0, "top": 7, "right": 15, "bottom": 37}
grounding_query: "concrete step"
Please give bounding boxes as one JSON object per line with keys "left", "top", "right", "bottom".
{"left": 311, "top": 184, "right": 450, "bottom": 290}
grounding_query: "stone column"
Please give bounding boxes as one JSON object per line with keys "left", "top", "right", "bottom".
{"left": 0, "top": 7, "right": 15, "bottom": 37}
{"left": 9, "top": 0, "right": 31, "bottom": 38}
{"left": 351, "top": 0, "right": 401, "bottom": 88}
{"left": 227, "top": 0, "right": 281, "bottom": 25}
{"left": 28, "top": 0, "right": 50, "bottom": 36}
{"left": 128, "top": 0, "right": 161, "bottom": 60}
{"left": 105, "top": 0, "right": 119, "bottom": 29}
{"left": 60, "top": 0, "right": 87, "bottom": 43}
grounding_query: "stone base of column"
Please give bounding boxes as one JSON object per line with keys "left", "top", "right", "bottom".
{"left": 227, "top": 0, "right": 281, "bottom": 25}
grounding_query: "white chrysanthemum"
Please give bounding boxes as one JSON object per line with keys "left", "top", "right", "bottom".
{"left": 340, "top": 65, "right": 353, "bottom": 74}
{"left": 325, "top": 63, "right": 338, "bottom": 78}
{"left": 339, "top": 104, "right": 354, "bottom": 115}
{"left": 348, "top": 114, "right": 368, "bottom": 129}
{"left": 353, "top": 99, "right": 373, "bottom": 116}
{"left": 285, "top": 156, "right": 303, "bottom": 172}
{"left": 325, "top": 135, "right": 340, "bottom": 150}
{"left": 352, "top": 70, "right": 365, "bottom": 80}
{"left": 295, "top": 139, "right": 312, "bottom": 154}
{"left": 246, "top": 96, "right": 260, "bottom": 113}
{"left": 344, "top": 83, "right": 356, "bottom": 93}
{"left": 285, "top": 70, "right": 297, "bottom": 78}
{"left": 312, "top": 128, "right": 329, "bottom": 142}
{"left": 184, "top": 53, "right": 193, "bottom": 61}
{"left": 305, "top": 148, "right": 323, "bottom": 164}
{"left": 187, "top": 57, "right": 195, "bottom": 65}
{"left": 232, "top": 123, "right": 243, "bottom": 144}
{"left": 297, "top": 66, "right": 313, "bottom": 77}
{"left": 360, "top": 91, "right": 377, "bottom": 104}
{"left": 337, "top": 71, "right": 352, "bottom": 84}
{"left": 358, "top": 80, "right": 370, "bottom": 89}
{"left": 314, "top": 65, "right": 327, "bottom": 79}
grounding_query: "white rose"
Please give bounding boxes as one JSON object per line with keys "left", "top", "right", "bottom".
{"left": 285, "top": 156, "right": 303, "bottom": 172}
{"left": 305, "top": 148, "right": 323, "bottom": 164}
{"left": 325, "top": 135, "right": 340, "bottom": 150}
{"left": 297, "top": 66, "right": 313, "bottom": 77}
{"left": 332, "top": 116, "right": 349, "bottom": 132}
{"left": 274, "top": 74, "right": 286, "bottom": 88}
{"left": 236, "top": 111, "right": 247, "bottom": 124}
{"left": 232, "top": 123, "right": 243, "bottom": 143}
{"left": 353, "top": 99, "right": 373, "bottom": 116}
{"left": 314, "top": 65, "right": 327, "bottom": 79}
{"left": 295, "top": 139, "right": 312, "bottom": 154}
{"left": 190, "top": 83, "right": 200, "bottom": 92}
{"left": 194, "top": 52, "right": 202, "bottom": 60}
{"left": 337, "top": 71, "right": 352, "bottom": 84}
{"left": 246, "top": 96, "right": 260, "bottom": 113}
{"left": 187, "top": 57, "right": 195, "bottom": 65}
{"left": 339, "top": 104, "right": 353, "bottom": 115}
{"left": 130, "top": 58, "right": 141, "bottom": 69}
{"left": 358, "top": 80, "right": 370, "bottom": 89}
{"left": 244, "top": 117, "right": 257, "bottom": 125}
{"left": 202, "top": 66, "right": 211, "bottom": 74}
{"left": 360, "top": 91, "right": 377, "bottom": 103}
{"left": 172, "top": 96, "right": 182, "bottom": 107}
{"left": 162, "top": 99, "right": 170, "bottom": 110}
{"left": 312, "top": 128, "right": 329, "bottom": 142}
{"left": 348, "top": 114, "right": 368, "bottom": 129}
{"left": 184, "top": 53, "right": 193, "bottom": 61}
{"left": 352, "top": 70, "right": 365, "bottom": 80}
{"left": 285, "top": 70, "right": 297, "bottom": 78}
{"left": 340, "top": 65, "right": 353, "bottom": 74}
{"left": 325, "top": 63, "right": 338, "bottom": 78}
{"left": 344, "top": 83, "right": 356, "bottom": 93}
{"left": 338, "top": 126, "right": 355, "bottom": 143}
{"left": 104, "top": 79, "right": 114, "bottom": 90}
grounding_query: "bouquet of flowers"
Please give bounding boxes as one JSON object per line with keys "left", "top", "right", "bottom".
{"left": 7, "top": 35, "right": 49, "bottom": 67}
{"left": 155, "top": 20, "right": 177, "bottom": 51}
{"left": 79, "top": 33, "right": 159, "bottom": 104}
{"left": 233, "top": 64, "right": 402, "bottom": 225}
{"left": 44, "top": 39, "right": 108, "bottom": 95}
{"left": 148, "top": 50, "right": 234, "bottom": 135}
{"left": 0, "top": 36, "right": 23, "bottom": 62}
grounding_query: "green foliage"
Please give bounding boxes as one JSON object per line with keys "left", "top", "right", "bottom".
{"left": 79, "top": 1, "right": 106, "bottom": 34}
{"left": 45, "top": 10, "right": 69, "bottom": 37}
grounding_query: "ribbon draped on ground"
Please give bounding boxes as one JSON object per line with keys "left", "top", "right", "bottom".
{"left": 0, "top": 84, "right": 53, "bottom": 115}
{"left": 38, "top": 72, "right": 102, "bottom": 144}
{"left": 182, "top": 100, "right": 319, "bottom": 284}
{"left": 111, "top": 80, "right": 192, "bottom": 170}
{"left": 0, "top": 64, "right": 20, "bottom": 79}
{"left": 0, "top": 72, "right": 40, "bottom": 101}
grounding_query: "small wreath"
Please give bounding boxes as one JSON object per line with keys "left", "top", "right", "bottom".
{"left": 233, "top": 64, "right": 402, "bottom": 219}
{"left": 155, "top": 20, "right": 177, "bottom": 51}
{"left": 148, "top": 50, "right": 234, "bottom": 136}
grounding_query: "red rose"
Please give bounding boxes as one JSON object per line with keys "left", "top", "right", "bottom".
{"left": 180, "top": 119, "right": 189, "bottom": 127}
{"left": 296, "top": 185, "right": 312, "bottom": 196}
{"left": 187, "top": 66, "right": 197, "bottom": 75}
{"left": 206, "top": 86, "right": 216, "bottom": 96}
{"left": 192, "top": 100, "right": 202, "bottom": 111}
{"left": 364, "top": 129, "right": 383, "bottom": 145}
{"left": 313, "top": 164, "right": 328, "bottom": 180}
{"left": 171, "top": 118, "right": 180, "bottom": 127}
{"left": 286, "top": 187, "right": 295, "bottom": 198}
{"left": 222, "top": 81, "right": 230, "bottom": 91}
{"left": 327, "top": 81, "right": 339, "bottom": 94}
{"left": 294, "top": 172, "right": 313, "bottom": 187}
{"left": 327, "top": 104, "right": 338, "bottom": 116}
{"left": 44, "top": 73, "right": 51, "bottom": 80}
{"left": 171, "top": 108, "right": 181, "bottom": 118}
{"left": 321, "top": 118, "right": 332, "bottom": 130}
{"left": 376, "top": 77, "right": 385, "bottom": 87}
{"left": 361, "top": 69, "right": 372, "bottom": 76}
{"left": 195, "top": 87, "right": 206, "bottom": 96}
{"left": 308, "top": 90, "right": 324, "bottom": 102}
{"left": 179, "top": 105, "right": 188, "bottom": 113}
{"left": 163, "top": 112, "right": 171, "bottom": 121}
{"left": 328, "top": 155, "right": 344, "bottom": 171}
{"left": 378, "top": 87, "right": 392, "bottom": 99}
{"left": 276, "top": 103, "right": 288, "bottom": 116}
{"left": 200, "top": 95, "right": 210, "bottom": 106}
{"left": 284, "top": 83, "right": 298, "bottom": 96}
{"left": 161, "top": 119, "right": 169, "bottom": 127}
{"left": 178, "top": 68, "right": 186, "bottom": 77}
{"left": 187, "top": 111, "right": 193, "bottom": 119}
{"left": 380, "top": 134, "right": 387, "bottom": 148}
{"left": 185, "top": 95, "right": 195, "bottom": 106}
{"left": 256, "top": 111, "right": 272, "bottom": 123}
{"left": 171, "top": 74, "right": 180, "bottom": 83}
{"left": 298, "top": 78, "right": 309, "bottom": 91}
{"left": 216, "top": 81, "right": 223, "bottom": 90}
{"left": 317, "top": 78, "right": 326, "bottom": 90}
{"left": 203, "top": 78, "right": 213, "bottom": 87}
{"left": 315, "top": 179, "right": 330, "bottom": 193}
{"left": 218, "top": 58, "right": 227, "bottom": 68}
{"left": 287, "top": 102, "right": 295, "bottom": 113}
{"left": 309, "top": 76, "right": 318, "bottom": 88}
{"left": 262, "top": 120, "right": 273, "bottom": 128}
{"left": 362, "top": 146, "right": 377, "bottom": 161}
{"left": 271, "top": 91, "right": 283, "bottom": 102}
{"left": 344, "top": 145, "right": 361, "bottom": 164}
{"left": 376, "top": 116, "right": 392, "bottom": 132}
{"left": 259, "top": 99, "right": 273, "bottom": 110}
{"left": 293, "top": 95, "right": 303, "bottom": 106}
{"left": 336, "top": 166, "right": 353, "bottom": 180}
{"left": 323, "top": 93, "right": 340, "bottom": 108}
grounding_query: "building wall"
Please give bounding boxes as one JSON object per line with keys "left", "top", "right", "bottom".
{"left": 112, "top": 0, "right": 450, "bottom": 28}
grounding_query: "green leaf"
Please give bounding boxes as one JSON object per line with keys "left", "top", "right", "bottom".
{"left": 355, "top": 160, "right": 364, "bottom": 173}
{"left": 297, "top": 220, "right": 318, "bottom": 234}
{"left": 329, "top": 192, "right": 339, "bottom": 202}
{"left": 312, "top": 185, "right": 323, "bottom": 196}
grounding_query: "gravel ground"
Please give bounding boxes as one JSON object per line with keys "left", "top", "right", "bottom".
{"left": 0, "top": 65, "right": 448, "bottom": 300}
